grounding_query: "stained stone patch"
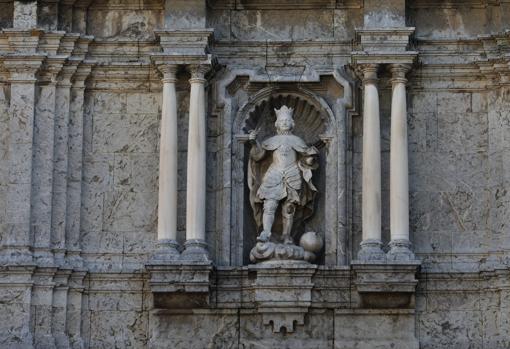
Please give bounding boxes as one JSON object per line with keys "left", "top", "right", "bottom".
{"left": 1, "top": 1, "right": 510, "bottom": 348}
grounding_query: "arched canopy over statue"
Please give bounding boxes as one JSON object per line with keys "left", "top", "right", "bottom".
{"left": 247, "top": 105, "right": 323, "bottom": 263}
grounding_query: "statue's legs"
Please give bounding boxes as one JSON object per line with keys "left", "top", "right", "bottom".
{"left": 282, "top": 200, "right": 296, "bottom": 245}
{"left": 259, "top": 199, "right": 278, "bottom": 242}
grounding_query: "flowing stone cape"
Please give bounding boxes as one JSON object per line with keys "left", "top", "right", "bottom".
{"left": 248, "top": 134, "right": 318, "bottom": 238}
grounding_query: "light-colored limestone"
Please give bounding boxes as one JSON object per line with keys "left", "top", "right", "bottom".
{"left": 0, "top": 2, "right": 509, "bottom": 349}
{"left": 358, "top": 64, "right": 385, "bottom": 261}
{"left": 388, "top": 63, "right": 414, "bottom": 261}
{"left": 182, "top": 64, "right": 210, "bottom": 262}
{"left": 155, "top": 64, "right": 179, "bottom": 260}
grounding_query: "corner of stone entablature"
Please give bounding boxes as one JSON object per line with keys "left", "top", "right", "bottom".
{"left": 351, "top": 260, "right": 421, "bottom": 309}
{"left": 354, "top": 27, "right": 416, "bottom": 53}
{"left": 154, "top": 28, "right": 215, "bottom": 56}
{"left": 145, "top": 261, "right": 214, "bottom": 310}
{"left": 476, "top": 32, "right": 510, "bottom": 84}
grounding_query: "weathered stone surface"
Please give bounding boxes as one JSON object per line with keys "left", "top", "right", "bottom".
{"left": 1, "top": 1, "right": 510, "bottom": 349}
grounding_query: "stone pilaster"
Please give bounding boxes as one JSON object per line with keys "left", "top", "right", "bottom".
{"left": 0, "top": 266, "right": 35, "bottom": 349}
{"left": 72, "top": 0, "right": 94, "bottom": 34}
{"left": 32, "top": 267, "right": 58, "bottom": 349}
{"left": 65, "top": 61, "right": 94, "bottom": 268}
{"left": 32, "top": 56, "right": 66, "bottom": 267}
{"left": 66, "top": 271, "right": 86, "bottom": 349}
{"left": 58, "top": 0, "right": 77, "bottom": 32}
{"left": 2, "top": 55, "right": 44, "bottom": 265}
{"left": 52, "top": 269, "right": 72, "bottom": 348}
{"left": 51, "top": 60, "right": 79, "bottom": 266}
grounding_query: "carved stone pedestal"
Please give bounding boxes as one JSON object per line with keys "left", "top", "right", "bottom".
{"left": 249, "top": 262, "right": 317, "bottom": 333}
{"left": 352, "top": 261, "right": 420, "bottom": 309}
{"left": 146, "top": 262, "right": 213, "bottom": 309}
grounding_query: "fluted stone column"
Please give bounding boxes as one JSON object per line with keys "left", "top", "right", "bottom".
{"left": 388, "top": 64, "right": 415, "bottom": 261}
{"left": 358, "top": 64, "right": 385, "bottom": 261}
{"left": 154, "top": 64, "right": 180, "bottom": 261}
{"left": 181, "top": 64, "right": 210, "bottom": 262}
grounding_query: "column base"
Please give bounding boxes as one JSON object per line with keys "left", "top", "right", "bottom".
{"left": 357, "top": 239, "right": 386, "bottom": 262}
{"left": 387, "top": 239, "right": 416, "bottom": 262}
{"left": 150, "top": 239, "right": 180, "bottom": 263}
{"left": 180, "top": 239, "right": 210, "bottom": 263}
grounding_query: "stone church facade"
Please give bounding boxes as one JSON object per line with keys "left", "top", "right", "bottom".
{"left": 0, "top": 0, "right": 509, "bottom": 348}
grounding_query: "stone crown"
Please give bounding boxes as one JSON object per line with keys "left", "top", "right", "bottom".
{"left": 274, "top": 106, "right": 294, "bottom": 121}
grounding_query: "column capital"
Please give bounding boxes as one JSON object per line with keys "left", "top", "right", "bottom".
{"left": 39, "top": 56, "right": 67, "bottom": 85}
{"left": 3, "top": 54, "right": 45, "bottom": 83}
{"left": 357, "top": 63, "right": 379, "bottom": 85}
{"left": 158, "top": 64, "right": 179, "bottom": 83}
{"left": 390, "top": 63, "right": 412, "bottom": 85}
{"left": 57, "top": 61, "right": 80, "bottom": 87}
{"left": 72, "top": 60, "right": 95, "bottom": 89}
{"left": 188, "top": 64, "right": 210, "bottom": 83}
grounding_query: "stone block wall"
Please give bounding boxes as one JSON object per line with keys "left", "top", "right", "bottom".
{"left": 0, "top": 0, "right": 509, "bottom": 348}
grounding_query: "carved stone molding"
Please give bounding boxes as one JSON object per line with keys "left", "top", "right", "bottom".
{"left": 355, "top": 27, "right": 416, "bottom": 53}
{"left": 155, "top": 29, "right": 214, "bottom": 56}
{"left": 146, "top": 263, "right": 213, "bottom": 309}
{"left": 249, "top": 263, "right": 317, "bottom": 333}
{"left": 352, "top": 262, "right": 421, "bottom": 309}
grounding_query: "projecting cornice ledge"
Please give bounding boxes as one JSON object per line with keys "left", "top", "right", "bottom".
{"left": 352, "top": 261, "right": 421, "bottom": 309}
{"left": 154, "top": 29, "right": 215, "bottom": 56}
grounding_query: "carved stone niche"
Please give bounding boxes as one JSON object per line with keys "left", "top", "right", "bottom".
{"left": 229, "top": 78, "right": 348, "bottom": 267}
{"left": 224, "top": 75, "right": 350, "bottom": 333}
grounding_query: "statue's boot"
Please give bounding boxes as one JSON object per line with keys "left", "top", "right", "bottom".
{"left": 257, "top": 230, "right": 271, "bottom": 242}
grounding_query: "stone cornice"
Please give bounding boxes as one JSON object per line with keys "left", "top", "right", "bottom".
{"left": 155, "top": 29, "right": 214, "bottom": 56}
{"left": 87, "top": 39, "right": 157, "bottom": 63}
{"left": 38, "top": 31, "right": 66, "bottom": 56}
{"left": 208, "top": 0, "right": 362, "bottom": 9}
{"left": 3, "top": 28, "right": 43, "bottom": 53}
{"left": 86, "top": 62, "right": 160, "bottom": 90}
{"left": 475, "top": 31, "right": 510, "bottom": 85}
{"left": 409, "top": 0, "right": 502, "bottom": 8}
{"left": 150, "top": 53, "right": 212, "bottom": 67}
{"left": 58, "top": 33, "right": 81, "bottom": 56}
{"left": 354, "top": 27, "right": 416, "bottom": 53}
{"left": 351, "top": 51, "right": 418, "bottom": 66}
{"left": 73, "top": 35, "right": 94, "bottom": 59}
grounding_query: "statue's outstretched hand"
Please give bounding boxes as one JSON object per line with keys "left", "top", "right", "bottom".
{"left": 248, "top": 130, "right": 258, "bottom": 143}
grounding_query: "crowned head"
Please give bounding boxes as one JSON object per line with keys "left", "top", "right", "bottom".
{"left": 274, "top": 106, "right": 295, "bottom": 134}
